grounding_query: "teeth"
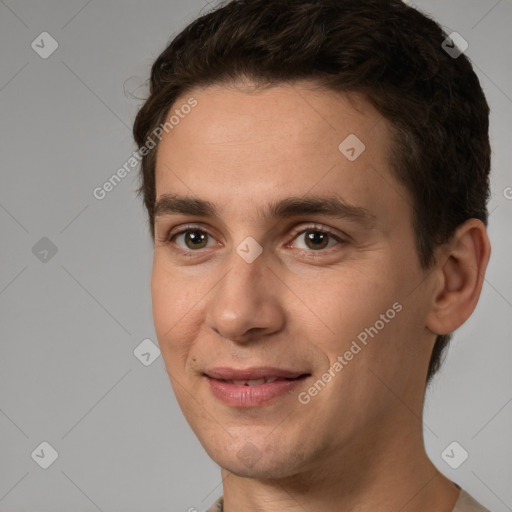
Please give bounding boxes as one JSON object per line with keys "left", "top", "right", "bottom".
{"left": 231, "top": 378, "right": 278, "bottom": 386}
{"left": 233, "top": 379, "right": 266, "bottom": 386}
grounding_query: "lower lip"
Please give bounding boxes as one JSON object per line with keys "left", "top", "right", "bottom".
{"left": 207, "top": 376, "right": 308, "bottom": 407}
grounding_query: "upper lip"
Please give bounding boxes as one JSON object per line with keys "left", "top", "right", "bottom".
{"left": 205, "top": 367, "right": 310, "bottom": 380}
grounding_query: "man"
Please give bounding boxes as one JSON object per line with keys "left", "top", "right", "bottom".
{"left": 133, "top": 0, "right": 492, "bottom": 510}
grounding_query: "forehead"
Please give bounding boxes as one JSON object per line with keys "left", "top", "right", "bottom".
{"left": 154, "top": 82, "right": 407, "bottom": 226}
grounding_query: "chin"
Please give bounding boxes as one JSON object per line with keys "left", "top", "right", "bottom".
{"left": 203, "top": 436, "right": 308, "bottom": 480}
{"left": 221, "top": 456, "right": 301, "bottom": 480}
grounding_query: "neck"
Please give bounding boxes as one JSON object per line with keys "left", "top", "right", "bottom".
{"left": 221, "top": 413, "right": 460, "bottom": 512}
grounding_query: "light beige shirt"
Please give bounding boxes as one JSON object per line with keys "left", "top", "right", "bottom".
{"left": 206, "top": 489, "right": 491, "bottom": 511}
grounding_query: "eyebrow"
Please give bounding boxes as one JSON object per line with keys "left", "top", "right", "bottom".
{"left": 154, "top": 193, "right": 376, "bottom": 228}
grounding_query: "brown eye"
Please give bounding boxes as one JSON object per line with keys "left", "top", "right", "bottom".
{"left": 174, "top": 229, "right": 213, "bottom": 250}
{"left": 304, "top": 230, "right": 330, "bottom": 250}
{"left": 291, "top": 228, "right": 341, "bottom": 251}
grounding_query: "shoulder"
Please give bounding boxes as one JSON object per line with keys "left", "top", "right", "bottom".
{"left": 205, "top": 496, "right": 223, "bottom": 512}
{"left": 204, "top": 491, "right": 490, "bottom": 512}
{"left": 453, "top": 490, "right": 491, "bottom": 512}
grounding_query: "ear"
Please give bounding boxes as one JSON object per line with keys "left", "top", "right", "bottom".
{"left": 426, "top": 219, "right": 491, "bottom": 335}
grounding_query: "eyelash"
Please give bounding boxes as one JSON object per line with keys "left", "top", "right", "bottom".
{"left": 164, "top": 223, "right": 346, "bottom": 256}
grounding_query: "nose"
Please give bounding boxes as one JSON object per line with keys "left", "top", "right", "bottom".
{"left": 206, "top": 247, "right": 286, "bottom": 344}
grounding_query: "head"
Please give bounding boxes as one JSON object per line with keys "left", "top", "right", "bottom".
{"left": 133, "top": 0, "right": 491, "bottom": 479}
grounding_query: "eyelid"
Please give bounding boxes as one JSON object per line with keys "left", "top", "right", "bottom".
{"left": 287, "top": 222, "right": 347, "bottom": 245}
{"left": 167, "top": 223, "right": 213, "bottom": 240}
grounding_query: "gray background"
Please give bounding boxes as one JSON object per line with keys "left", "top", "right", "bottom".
{"left": 0, "top": 0, "right": 510, "bottom": 511}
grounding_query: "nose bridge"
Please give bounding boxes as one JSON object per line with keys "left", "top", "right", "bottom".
{"left": 219, "top": 228, "right": 268, "bottom": 297}
{"left": 217, "top": 243, "right": 267, "bottom": 313}
{"left": 207, "top": 241, "right": 284, "bottom": 341}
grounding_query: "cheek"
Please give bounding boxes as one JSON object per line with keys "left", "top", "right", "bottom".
{"left": 315, "top": 271, "right": 400, "bottom": 340}
{"left": 151, "top": 258, "right": 203, "bottom": 367}
{"left": 311, "top": 261, "right": 421, "bottom": 378}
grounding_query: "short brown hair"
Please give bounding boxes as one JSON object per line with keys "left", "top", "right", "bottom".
{"left": 133, "top": 0, "right": 491, "bottom": 382}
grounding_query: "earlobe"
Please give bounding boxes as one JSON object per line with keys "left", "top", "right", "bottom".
{"left": 426, "top": 219, "right": 491, "bottom": 336}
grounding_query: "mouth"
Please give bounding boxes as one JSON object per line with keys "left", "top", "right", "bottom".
{"left": 204, "top": 367, "right": 311, "bottom": 407}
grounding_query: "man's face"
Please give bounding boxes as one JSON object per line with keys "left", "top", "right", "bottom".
{"left": 151, "top": 82, "right": 436, "bottom": 478}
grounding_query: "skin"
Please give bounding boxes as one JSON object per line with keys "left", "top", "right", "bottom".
{"left": 150, "top": 81, "right": 490, "bottom": 511}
